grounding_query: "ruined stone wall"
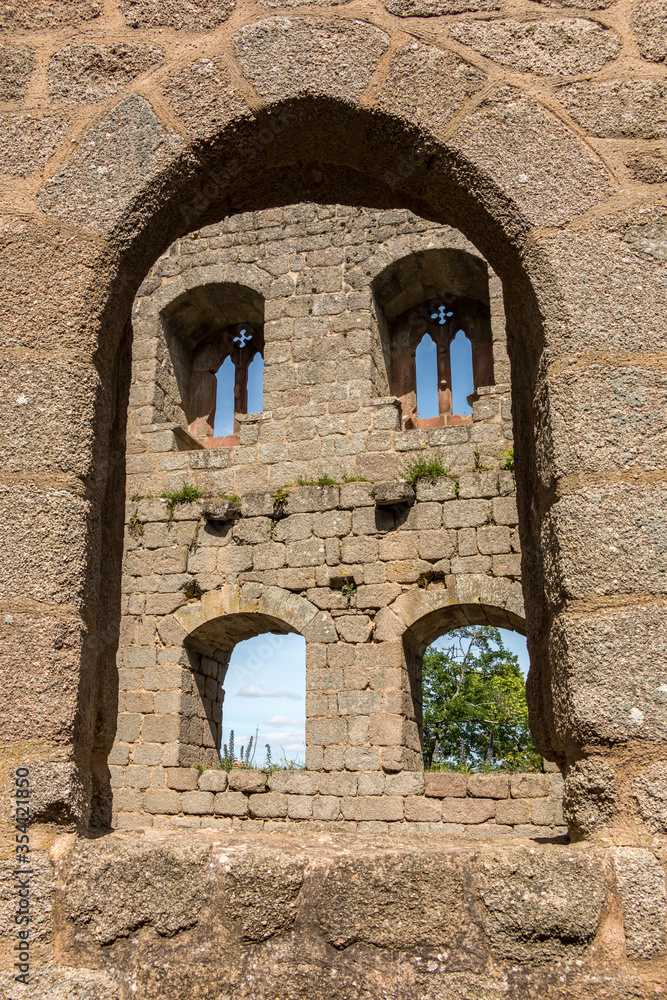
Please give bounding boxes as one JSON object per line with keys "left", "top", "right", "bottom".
{"left": 110, "top": 203, "right": 546, "bottom": 834}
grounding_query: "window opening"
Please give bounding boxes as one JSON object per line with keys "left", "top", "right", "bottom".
{"left": 385, "top": 292, "right": 493, "bottom": 430}
{"left": 247, "top": 352, "right": 264, "bottom": 415}
{"left": 213, "top": 356, "right": 235, "bottom": 438}
{"left": 220, "top": 633, "right": 306, "bottom": 768}
{"left": 189, "top": 321, "right": 265, "bottom": 444}
{"left": 415, "top": 334, "right": 439, "bottom": 420}
{"left": 421, "top": 626, "right": 537, "bottom": 772}
{"left": 449, "top": 329, "right": 474, "bottom": 416}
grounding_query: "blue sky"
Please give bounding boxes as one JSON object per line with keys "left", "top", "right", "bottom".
{"left": 220, "top": 627, "right": 530, "bottom": 765}
{"left": 416, "top": 329, "right": 474, "bottom": 418}
{"left": 214, "top": 354, "right": 264, "bottom": 436}
{"left": 214, "top": 330, "right": 473, "bottom": 435}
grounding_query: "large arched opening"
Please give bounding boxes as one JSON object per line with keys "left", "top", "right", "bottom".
{"left": 22, "top": 75, "right": 626, "bottom": 833}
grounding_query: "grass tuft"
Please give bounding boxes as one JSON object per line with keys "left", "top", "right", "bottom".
{"left": 402, "top": 454, "right": 448, "bottom": 486}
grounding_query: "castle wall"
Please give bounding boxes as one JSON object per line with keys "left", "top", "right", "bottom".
{"left": 111, "top": 204, "right": 540, "bottom": 834}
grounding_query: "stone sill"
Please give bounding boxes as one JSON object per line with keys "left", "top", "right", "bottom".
{"left": 124, "top": 471, "right": 515, "bottom": 521}
{"left": 113, "top": 814, "right": 569, "bottom": 840}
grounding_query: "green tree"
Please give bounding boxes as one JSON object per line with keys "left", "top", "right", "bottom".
{"left": 422, "top": 626, "right": 541, "bottom": 772}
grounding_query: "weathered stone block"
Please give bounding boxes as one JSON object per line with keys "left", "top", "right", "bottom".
{"left": 374, "top": 481, "right": 415, "bottom": 506}
{"left": 335, "top": 615, "right": 373, "bottom": 643}
{"left": 477, "top": 526, "right": 511, "bottom": 555}
{"left": 163, "top": 55, "right": 251, "bottom": 140}
{"left": 354, "top": 583, "right": 402, "bottom": 608}
{"left": 531, "top": 798, "right": 564, "bottom": 826}
{"left": 612, "top": 847, "right": 667, "bottom": 958}
{"left": 441, "top": 798, "right": 495, "bottom": 824}
{"left": 181, "top": 791, "right": 214, "bottom": 814}
{"left": 228, "top": 770, "right": 267, "bottom": 793}
{"left": 48, "top": 43, "right": 164, "bottom": 104}
{"left": 358, "top": 773, "right": 385, "bottom": 796}
{"left": 341, "top": 795, "right": 404, "bottom": 822}
{"left": 345, "top": 747, "right": 381, "bottom": 771}
{"left": 306, "top": 717, "right": 347, "bottom": 745}
{"left": 442, "top": 500, "right": 488, "bottom": 529}
{"left": 425, "top": 773, "right": 467, "bottom": 798}
{"left": 214, "top": 791, "right": 249, "bottom": 816}
{"left": 268, "top": 771, "right": 319, "bottom": 795}
{"left": 198, "top": 770, "right": 229, "bottom": 792}
{"left": 337, "top": 690, "right": 382, "bottom": 716}
{"left": 143, "top": 789, "right": 182, "bottom": 815}
{"left": 632, "top": 0, "right": 667, "bottom": 63}
{"left": 120, "top": 0, "right": 236, "bottom": 29}
{"left": 492, "top": 553, "right": 521, "bottom": 576}
{"left": 0, "top": 45, "right": 35, "bottom": 101}
{"left": 166, "top": 768, "right": 199, "bottom": 791}
{"left": 287, "top": 795, "right": 313, "bottom": 819}
{"left": 38, "top": 95, "right": 187, "bottom": 233}
{"left": 510, "top": 774, "right": 551, "bottom": 798}
{"left": 478, "top": 847, "right": 606, "bottom": 961}
{"left": 467, "top": 774, "right": 509, "bottom": 799}
{"left": 312, "top": 795, "right": 340, "bottom": 820}
{"left": 404, "top": 796, "right": 443, "bottom": 822}
{"left": 141, "top": 714, "right": 182, "bottom": 744}
{"left": 320, "top": 773, "right": 358, "bottom": 796}
{"left": 449, "top": 18, "right": 620, "bottom": 75}
{"left": 495, "top": 798, "right": 531, "bottom": 825}
{"left": 368, "top": 714, "right": 406, "bottom": 746}
{"left": 249, "top": 792, "right": 288, "bottom": 818}
{"left": 378, "top": 42, "right": 484, "bottom": 136}
{"left": 418, "top": 529, "right": 455, "bottom": 560}
{"left": 385, "top": 772, "right": 425, "bottom": 796}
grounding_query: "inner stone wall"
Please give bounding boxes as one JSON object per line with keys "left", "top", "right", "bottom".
{"left": 111, "top": 203, "right": 547, "bottom": 833}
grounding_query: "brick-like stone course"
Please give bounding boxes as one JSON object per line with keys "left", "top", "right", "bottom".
{"left": 113, "top": 765, "right": 566, "bottom": 839}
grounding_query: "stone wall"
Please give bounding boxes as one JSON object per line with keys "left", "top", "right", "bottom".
{"left": 126, "top": 204, "right": 509, "bottom": 498}
{"left": 114, "top": 764, "right": 565, "bottom": 839}
{"left": 111, "top": 203, "right": 531, "bottom": 830}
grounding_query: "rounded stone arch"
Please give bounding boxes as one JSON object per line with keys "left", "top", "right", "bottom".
{"left": 366, "top": 241, "right": 496, "bottom": 416}
{"left": 368, "top": 242, "right": 491, "bottom": 321}
{"left": 150, "top": 585, "right": 318, "bottom": 768}
{"left": 139, "top": 265, "right": 273, "bottom": 330}
{"left": 388, "top": 578, "right": 525, "bottom": 652}
{"left": 173, "top": 583, "right": 320, "bottom": 652}
{"left": 32, "top": 58, "right": 620, "bottom": 820}
{"left": 388, "top": 583, "right": 526, "bottom": 745}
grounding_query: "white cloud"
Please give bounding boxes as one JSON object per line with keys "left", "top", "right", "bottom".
{"left": 237, "top": 684, "right": 302, "bottom": 700}
{"left": 262, "top": 730, "right": 305, "bottom": 742}
{"left": 264, "top": 715, "right": 300, "bottom": 726}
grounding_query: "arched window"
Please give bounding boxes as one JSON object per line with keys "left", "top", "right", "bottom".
{"left": 421, "top": 625, "right": 537, "bottom": 771}
{"left": 213, "top": 356, "right": 235, "bottom": 438}
{"left": 190, "top": 321, "right": 265, "bottom": 444}
{"left": 414, "top": 334, "right": 439, "bottom": 420}
{"left": 449, "top": 329, "right": 474, "bottom": 417}
{"left": 220, "top": 633, "right": 306, "bottom": 768}
{"left": 247, "top": 352, "right": 264, "bottom": 416}
{"left": 389, "top": 296, "right": 493, "bottom": 429}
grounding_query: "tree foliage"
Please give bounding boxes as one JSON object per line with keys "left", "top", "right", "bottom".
{"left": 422, "top": 626, "right": 541, "bottom": 772}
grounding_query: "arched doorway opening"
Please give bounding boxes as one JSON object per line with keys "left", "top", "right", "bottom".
{"left": 30, "top": 84, "right": 605, "bottom": 828}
